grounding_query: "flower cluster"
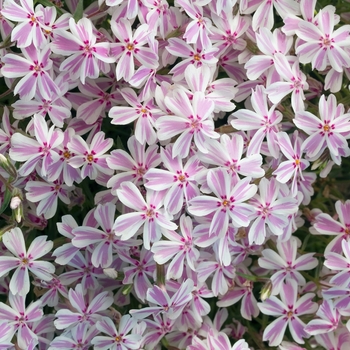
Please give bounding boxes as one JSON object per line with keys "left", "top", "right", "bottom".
{"left": 0, "top": 0, "right": 350, "bottom": 349}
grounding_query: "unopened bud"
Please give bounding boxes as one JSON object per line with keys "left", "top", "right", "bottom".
{"left": 103, "top": 268, "right": 119, "bottom": 279}
{"left": 260, "top": 280, "right": 273, "bottom": 301}
{"left": 10, "top": 189, "right": 24, "bottom": 223}
{"left": 0, "top": 154, "right": 17, "bottom": 179}
{"left": 10, "top": 196, "right": 21, "bottom": 210}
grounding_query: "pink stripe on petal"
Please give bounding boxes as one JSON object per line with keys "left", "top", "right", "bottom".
{"left": 10, "top": 266, "right": 29, "bottom": 296}
{"left": 3, "top": 228, "right": 26, "bottom": 257}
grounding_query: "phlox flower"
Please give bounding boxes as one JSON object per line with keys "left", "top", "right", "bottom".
{"left": 106, "top": 135, "right": 161, "bottom": 194}
{"left": 54, "top": 284, "right": 114, "bottom": 331}
{"left": 165, "top": 38, "right": 219, "bottom": 81}
{"left": 176, "top": 0, "right": 213, "bottom": 49}
{"left": 258, "top": 279, "right": 317, "bottom": 346}
{"left": 0, "top": 228, "right": 54, "bottom": 296}
{"left": 0, "top": 0, "right": 13, "bottom": 40}
{"left": 68, "top": 131, "right": 113, "bottom": 180}
{"left": 47, "top": 323, "right": 99, "bottom": 350}
{"left": 314, "top": 327, "right": 350, "bottom": 350}
{"left": 304, "top": 300, "right": 340, "bottom": 335}
{"left": 76, "top": 78, "right": 123, "bottom": 125}
{"left": 91, "top": 316, "right": 142, "bottom": 350}
{"left": 249, "top": 177, "right": 298, "bottom": 245}
{"left": 184, "top": 65, "right": 237, "bottom": 113}
{"left": 244, "top": 28, "right": 293, "bottom": 80}
{"left": 294, "top": 94, "right": 350, "bottom": 165}
{"left": 9, "top": 113, "right": 63, "bottom": 177}
{"left": 156, "top": 90, "right": 219, "bottom": 158}
{"left": 0, "top": 292, "right": 43, "bottom": 349}
{"left": 109, "top": 88, "right": 164, "bottom": 145}
{"left": 196, "top": 247, "right": 236, "bottom": 296}
{"left": 295, "top": 7, "right": 350, "bottom": 72}
{"left": 1, "top": 0, "right": 47, "bottom": 48}
{"left": 231, "top": 85, "right": 283, "bottom": 158}
{"left": 0, "top": 106, "right": 15, "bottom": 154}
{"left": 240, "top": 0, "right": 300, "bottom": 31}
{"left": 51, "top": 17, "right": 114, "bottom": 84}
{"left": 312, "top": 200, "right": 350, "bottom": 254}
{"left": 265, "top": 54, "right": 308, "bottom": 112}
{"left": 119, "top": 247, "right": 155, "bottom": 302}
{"left": 72, "top": 203, "right": 138, "bottom": 268}
{"left": 152, "top": 215, "right": 200, "bottom": 280}
{"left": 25, "top": 178, "right": 74, "bottom": 219}
{"left": 144, "top": 144, "right": 202, "bottom": 215}
{"left": 258, "top": 237, "right": 318, "bottom": 295}
{"left": 130, "top": 278, "right": 194, "bottom": 320}
{"left": 273, "top": 131, "right": 310, "bottom": 197}
{"left": 113, "top": 181, "right": 177, "bottom": 249}
{"left": 197, "top": 133, "right": 264, "bottom": 182}
{"left": 47, "top": 128, "right": 82, "bottom": 186}
{"left": 110, "top": 19, "right": 158, "bottom": 82}
{"left": 189, "top": 168, "right": 257, "bottom": 238}
{"left": 1, "top": 45, "right": 59, "bottom": 101}
{"left": 58, "top": 250, "right": 105, "bottom": 291}
{"left": 324, "top": 239, "right": 350, "bottom": 288}
{"left": 12, "top": 74, "right": 72, "bottom": 127}
{"left": 210, "top": 12, "right": 250, "bottom": 55}
{"left": 217, "top": 266, "right": 259, "bottom": 320}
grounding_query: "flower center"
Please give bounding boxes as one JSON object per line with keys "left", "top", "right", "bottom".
{"left": 63, "top": 150, "right": 71, "bottom": 159}
{"left": 178, "top": 174, "right": 186, "bottom": 182}
{"left": 146, "top": 209, "right": 155, "bottom": 217}
{"left": 287, "top": 310, "right": 293, "bottom": 318}
{"left": 126, "top": 43, "right": 134, "bottom": 51}
{"left": 295, "top": 159, "right": 300, "bottom": 166}
{"left": 222, "top": 199, "right": 230, "bottom": 207}
{"left": 323, "top": 124, "right": 330, "bottom": 132}
{"left": 115, "top": 335, "right": 122, "bottom": 342}
{"left": 87, "top": 154, "right": 94, "bottom": 163}
{"left": 21, "top": 257, "right": 29, "bottom": 265}
{"left": 193, "top": 53, "right": 201, "bottom": 61}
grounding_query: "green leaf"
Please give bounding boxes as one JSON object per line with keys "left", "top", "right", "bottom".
{"left": 73, "top": 0, "right": 84, "bottom": 22}
{"left": 0, "top": 188, "right": 11, "bottom": 215}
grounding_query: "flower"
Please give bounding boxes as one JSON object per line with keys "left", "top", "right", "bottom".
{"left": 258, "top": 279, "right": 317, "bottom": 346}
{"left": 110, "top": 19, "right": 158, "bottom": 82}
{"left": 51, "top": 17, "right": 114, "bottom": 84}
{"left": 1, "top": 45, "right": 59, "bottom": 101}
{"left": 293, "top": 94, "right": 350, "bottom": 165}
{"left": 0, "top": 228, "right": 54, "bottom": 296}
{"left": 189, "top": 168, "right": 257, "bottom": 238}
{"left": 91, "top": 316, "right": 142, "bottom": 350}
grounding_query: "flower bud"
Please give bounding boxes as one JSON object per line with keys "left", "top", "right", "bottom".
{"left": 260, "top": 280, "right": 273, "bottom": 301}
{"left": 0, "top": 154, "right": 17, "bottom": 179}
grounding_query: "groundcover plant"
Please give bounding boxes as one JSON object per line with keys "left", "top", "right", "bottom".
{"left": 1, "top": 0, "right": 350, "bottom": 349}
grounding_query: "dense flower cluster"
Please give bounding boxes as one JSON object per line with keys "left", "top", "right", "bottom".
{"left": 0, "top": 0, "right": 350, "bottom": 349}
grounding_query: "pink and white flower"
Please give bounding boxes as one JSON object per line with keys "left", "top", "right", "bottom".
{"left": 0, "top": 228, "right": 54, "bottom": 296}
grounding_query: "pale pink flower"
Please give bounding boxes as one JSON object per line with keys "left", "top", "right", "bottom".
{"left": 110, "top": 19, "right": 158, "bottom": 82}
{"left": 266, "top": 54, "right": 309, "bottom": 112}
{"left": 294, "top": 94, "right": 350, "bottom": 165}
{"left": 166, "top": 38, "right": 219, "bottom": 81}
{"left": 156, "top": 90, "right": 219, "bottom": 158}
{"left": 1, "top": 0, "right": 47, "bottom": 48}
{"left": 258, "top": 279, "right": 317, "bottom": 346}
{"left": 1, "top": 45, "right": 59, "bottom": 101}
{"left": 273, "top": 131, "right": 310, "bottom": 197}
{"left": 130, "top": 279, "right": 194, "bottom": 320}
{"left": 0, "top": 228, "right": 54, "bottom": 296}
{"left": 295, "top": 7, "right": 350, "bottom": 72}
{"left": 25, "top": 178, "right": 74, "bottom": 219}
{"left": 189, "top": 168, "right": 257, "bottom": 238}
{"left": 68, "top": 131, "right": 113, "bottom": 180}
{"left": 109, "top": 88, "right": 164, "bottom": 145}
{"left": 258, "top": 237, "right": 318, "bottom": 295}
{"left": 54, "top": 284, "right": 113, "bottom": 331}
{"left": 113, "top": 182, "right": 177, "bottom": 249}
{"left": 9, "top": 114, "right": 63, "bottom": 177}
{"left": 305, "top": 300, "right": 340, "bottom": 335}
{"left": 0, "top": 292, "right": 43, "bottom": 349}
{"left": 249, "top": 177, "right": 298, "bottom": 245}
{"left": 91, "top": 316, "right": 142, "bottom": 350}
{"left": 152, "top": 215, "right": 200, "bottom": 279}
{"left": 176, "top": 0, "right": 213, "bottom": 49}
{"left": 231, "top": 85, "right": 282, "bottom": 158}
{"left": 312, "top": 200, "right": 350, "bottom": 254}
{"left": 144, "top": 144, "right": 202, "bottom": 215}
{"left": 106, "top": 135, "right": 161, "bottom": 194}
{"left": 51, "top": 17, "right": 114, "bottom": 84}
